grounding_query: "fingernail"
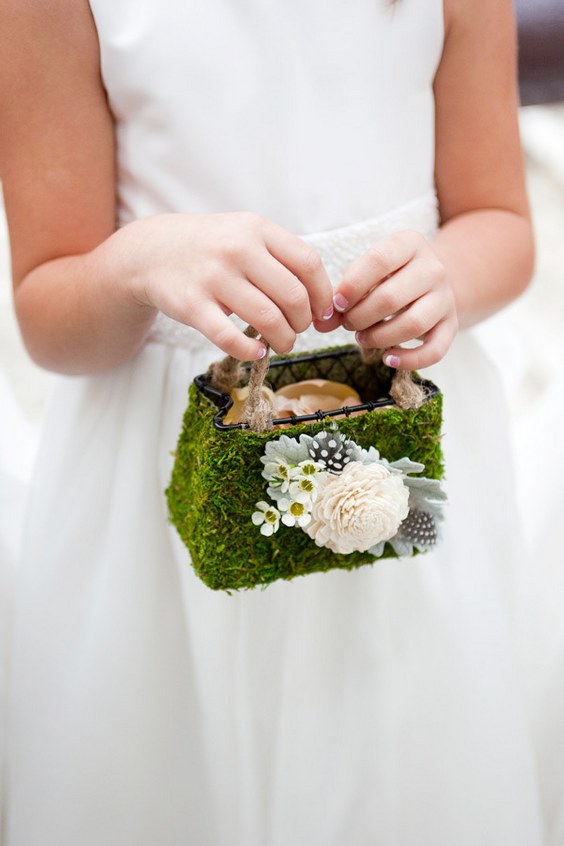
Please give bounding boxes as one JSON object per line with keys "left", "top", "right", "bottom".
{"left": 256, "top": 346, "right": 267, "bottom": 360}
{"left": 333, "top": 293, "right": 349, "bottom": 312}
{"left": 383, "top": 354, "right": 400, "bottom": 368}
{"left": 322, "top": 305, "right": 334, "bottom": 320}
{"left": 355, "top": 331, "right": 367, "bottom": 346}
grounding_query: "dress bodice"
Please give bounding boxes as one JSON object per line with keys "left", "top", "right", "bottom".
{"left": 89, "top": 0, "right": 444, "bottom": 234}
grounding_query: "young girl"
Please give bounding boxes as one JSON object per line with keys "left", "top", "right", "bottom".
{"left": 0, "top": 0, "right": 544, "bottom": 843}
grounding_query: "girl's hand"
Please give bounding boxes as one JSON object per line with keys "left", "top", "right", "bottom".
{"left": 315, "top": 230, "right": 458, "bottom": 370}
{"left": 124, "top": 212, "right": 334, "bottom": 361}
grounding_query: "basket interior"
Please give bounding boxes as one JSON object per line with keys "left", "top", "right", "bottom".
{"left": 196, "top": 345, "right": 438, "bottom": 430}
{"left": 261, "top": 346, "right": 390, "bottom": 400}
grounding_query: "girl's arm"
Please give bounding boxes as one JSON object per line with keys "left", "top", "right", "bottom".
{"left": 323, "top": 0, "right": 532, "bottom": 371}
{"left": 432, "top": 0, "right": 533, "bottom": 326}
{"left": 0, "top": 1, "right": 333, "bottom": 375}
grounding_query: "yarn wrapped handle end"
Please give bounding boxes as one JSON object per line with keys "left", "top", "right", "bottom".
{"left": 359, "top": 346, "right": 425, "bottom": 409}
{"left": 207, "top": 326, "right": 274, "bottom": 432}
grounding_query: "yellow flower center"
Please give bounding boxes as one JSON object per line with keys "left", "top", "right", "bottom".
{"left": 298, "top": 479, "right": 314, "bottom": 493}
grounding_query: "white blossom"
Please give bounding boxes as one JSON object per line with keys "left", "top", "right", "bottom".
{"left": 304, "top": 461, "right": 409, "bottom": 554}
{"left": 277, "top": 498, "right": 312, "bottom": 528}
{"left": 288, "top": 474, "right": 324, "bottom": 504}
{"left": 251, "top": 501, "right": 281, "bottom": 536}
{"left": 262, "top": 458, "right": 301, "bottom": 497}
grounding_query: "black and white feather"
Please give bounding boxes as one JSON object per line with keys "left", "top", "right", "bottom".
{"left": 396, "top": 508, "right": 438, "bottom": 548}
{"left": 307, "top": 430, "right": 362, "bottom": 473}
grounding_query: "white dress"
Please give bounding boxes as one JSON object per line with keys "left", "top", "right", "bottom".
{"left": 6, "top": 2, "right": 544, "bottom": 844}
{"left": 512, "top": 376, "right": 564, "bottom": 846}
{"left": 0, "top": 371, "right": 35, "bottom": 841}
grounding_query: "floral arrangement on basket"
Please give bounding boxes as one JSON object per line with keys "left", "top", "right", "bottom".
{"left": 167, "top": 328, "right": 446, "bottom": 592}
{"left": 252, "top": 429, "right": 445, "bottom": 557}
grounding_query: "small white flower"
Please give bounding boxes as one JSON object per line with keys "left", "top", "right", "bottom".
{"left": 278, "top": 497, "right": 312, "bottom": 528}
{"left": 289, "top": 475, "right": 321, "bottom": 503}
{"left": 262, "top": 459, "right": 300, "bottom": 494}
{"left": 252, "top": 501, "right": 281, "bottom": 536}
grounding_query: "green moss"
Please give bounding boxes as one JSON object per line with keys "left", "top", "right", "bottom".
{"left": 166, "top": 349, "right": 444, "bottom": 591}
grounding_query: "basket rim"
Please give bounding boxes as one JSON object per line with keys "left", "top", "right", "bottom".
{"left": 195, "top": 346, "right": 441, "bottom": 431}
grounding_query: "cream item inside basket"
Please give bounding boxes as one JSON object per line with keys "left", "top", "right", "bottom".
{"left": 224, "top": 379, "right": 362, "bottom": 426}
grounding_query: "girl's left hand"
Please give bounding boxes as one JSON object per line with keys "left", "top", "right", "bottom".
{"left": 315, "top": 230, "right": 459, "bottom": 370}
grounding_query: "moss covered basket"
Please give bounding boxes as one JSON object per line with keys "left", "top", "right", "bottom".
{"left": 166, "top": 346, "right": 444, "bottom": 591}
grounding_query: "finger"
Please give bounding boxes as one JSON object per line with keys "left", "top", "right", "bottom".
{"left": 220, "top": 281, "right": 296, "bottom": 354}
{"left": 342, "top": 261, "right": 434, "bottom": 331}
{"left": 381, "top": 318, "right": 456, "bottom": 371}
{"left": 333, "top": 230, "right": 424, "bottom": 313}
{"left": 355, "top": 293, "right": 447, "bottom": 349}
{"left": 241, "top": 252, "right": 313, "bottom": 334}
{"left": 262, "top": 221, "right": 334, "bottom": 322}
{"left": 312, "top": 311, "right": 344, "bottom": 334}
{"left": 189, "top": 302, "right": 268, "bottom": 361}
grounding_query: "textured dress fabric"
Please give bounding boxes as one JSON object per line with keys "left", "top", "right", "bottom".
{"left": 6, "top": 2, "right": 544, "bottom": 845}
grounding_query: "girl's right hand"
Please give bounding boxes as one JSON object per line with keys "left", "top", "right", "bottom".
{"left": 121, "top": 212, "right": 334, "bottom": 360}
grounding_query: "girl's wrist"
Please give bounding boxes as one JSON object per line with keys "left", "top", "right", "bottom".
{"left": 100, "top": 220, "right": 160, "bottom": 318}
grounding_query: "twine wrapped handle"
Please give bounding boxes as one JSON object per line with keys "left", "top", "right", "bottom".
{"left": 207, "top": 327, "right": 275, "bottom": 432}
{"left": 357, "top": 347, "right": 425, "bottom": 411}
{"left": 207, "top": 326, "right": 425, "bottom": 432}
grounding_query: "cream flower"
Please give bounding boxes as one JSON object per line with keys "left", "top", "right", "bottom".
{"left": 304, "top": 462, "right": 409, "bottom": 554}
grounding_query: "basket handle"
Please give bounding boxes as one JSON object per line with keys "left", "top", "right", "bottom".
{"left": 207, "top": 326, "right": 424, "bottom": 432}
